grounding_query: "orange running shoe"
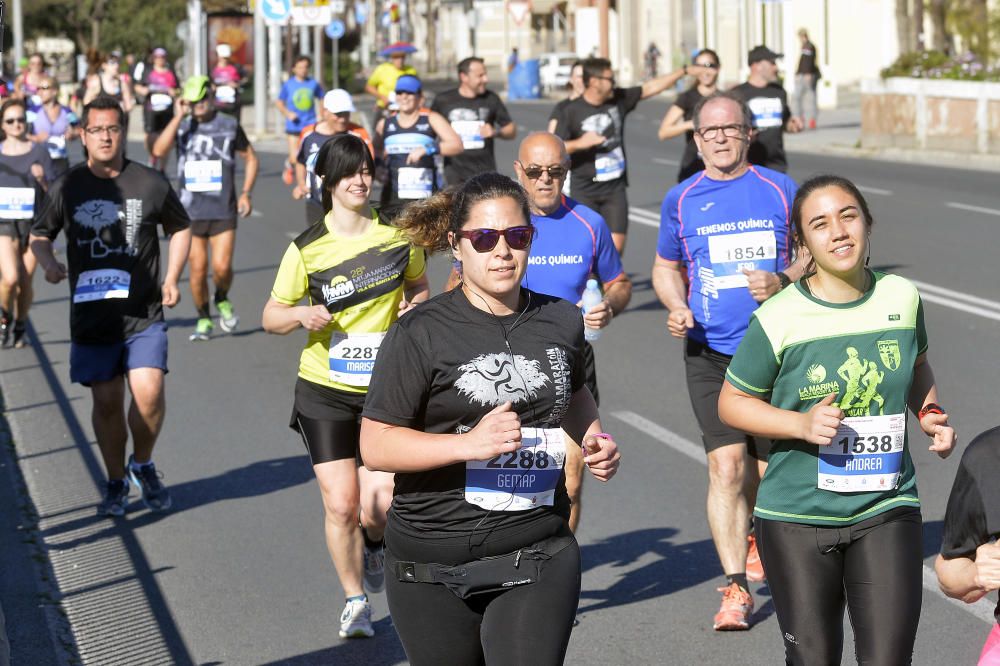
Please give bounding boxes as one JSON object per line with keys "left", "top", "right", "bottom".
{"left": 713, "top": 582, "right": 753, "bottom": 631}
{"left": 746, "top": 534, "right": 765, "bottom": 583}
{"left": 282, "top": 160, "right": 294, "bottom": 185}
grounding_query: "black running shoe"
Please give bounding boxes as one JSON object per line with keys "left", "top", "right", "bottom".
{"left": 12, "top": 321, "right": 27, "bottom": 349}
{"left": 127, "top": 455, "right": 173, "bottom": 512}
{"left": 97, "top": 479, "right": 130, "bottom": 517}
{"left": 0, "top": 318, "right": 10, "bottom": 348}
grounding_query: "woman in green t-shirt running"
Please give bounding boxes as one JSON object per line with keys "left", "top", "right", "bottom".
{"left": 719, "top": 175, "right": 956, "bottom": 664}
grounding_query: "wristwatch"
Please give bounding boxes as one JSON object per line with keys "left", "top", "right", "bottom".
{"left": 776, "top": 271, "right": 791, "bottom": 289}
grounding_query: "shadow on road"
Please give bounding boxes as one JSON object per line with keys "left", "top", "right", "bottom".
{"left": 25, "top": 320, "right": 197, "bottom": 665}
{"left": 259, "top": 616, "right": 407, "bottom": 665}
{"left": 577, "top": 527, "right": 719, "bottom": 614}
{"left": 40, "top": 455, "right": 314, "bottom": 550}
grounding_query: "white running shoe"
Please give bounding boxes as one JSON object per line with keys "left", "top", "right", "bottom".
{"left": 338, "top": 598, "right": 374, "bottom": 639}
{"left": 363, "top": 545, "right": 386, "bottom": 594}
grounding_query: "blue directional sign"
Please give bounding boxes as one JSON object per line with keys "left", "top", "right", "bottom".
{"left": 261, "top": 0, "right": 291, "bottom": 22}
{"left": 325, "top": 19, "right": 346, "bottom": 40}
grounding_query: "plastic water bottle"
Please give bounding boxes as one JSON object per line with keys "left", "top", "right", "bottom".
{"left": 581, "top": 279, "right": 603, "bottom": 342}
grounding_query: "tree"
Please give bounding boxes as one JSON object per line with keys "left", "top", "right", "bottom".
{"left": 895, "top": 0, "right": 916, "bottom": 54}
{"left": 927, "top": 0, "right": 953, "bottom": 53}
{"left": 26, "top": 0, "right": 189, "bottom": 57}
{"left": 947, "top": 0, "right": 991, "bottom": 60}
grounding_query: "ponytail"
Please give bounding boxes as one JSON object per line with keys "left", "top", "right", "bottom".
{"left": 394, "top": 188, "right": 458, "bottom": 252}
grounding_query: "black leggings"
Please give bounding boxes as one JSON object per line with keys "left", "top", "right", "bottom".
{"left": 755, "top": 507, "right": 923, "bottom": 665}
{"left": 385, "top": 540, "right": 581, "bottom": 666}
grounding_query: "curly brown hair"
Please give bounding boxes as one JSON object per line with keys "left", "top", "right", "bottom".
{"left": 393, "top": 173, "right": 532, "bottom": 253}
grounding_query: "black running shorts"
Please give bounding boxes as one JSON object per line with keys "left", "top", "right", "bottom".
{"left": 290, "top": 378, "right": 367, "bottom": 465}
{"left": 684, "top": 337, "right": 769, "bottom": 459}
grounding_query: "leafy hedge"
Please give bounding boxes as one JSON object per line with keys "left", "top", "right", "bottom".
{"left": 881, "top": 50, "right": 1000, "bottom": 81}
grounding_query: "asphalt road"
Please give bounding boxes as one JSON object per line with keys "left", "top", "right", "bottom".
{"left": 1, "top": 97, "right": 998, "bottom": 665}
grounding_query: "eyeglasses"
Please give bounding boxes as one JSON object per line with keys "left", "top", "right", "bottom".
{"left": 695, "top": 124, "right": 748, "bottom": 140}
{"left": 593, "top": 75, "right": 615, "bottom": 84}
{"left": 84, "top": 125, "right": 123, "bottom": 136}
{"left": 38, "top": 85, "right": 54, "bottom": 90}
{"left": 3, "top": 117, "right": 26, "bottom": 125}
{"left": 518, "top": 163, "right": 568, "bottom": 180}
{"left": 694, "top": 62, "right": 719, "bottom": 69}
{"left": 456, "top": 226, "right": 534, "bottom": 253}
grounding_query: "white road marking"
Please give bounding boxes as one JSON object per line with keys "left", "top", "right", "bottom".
{"left": 630, "top": 206, "right": 1000, "bottom": 322}
{"left": 909, "top": 279, "right": 1000, "bottom": 322}
{"left": 857, "top": 185, "right": 893, "bottom": 196}
{"left": 250, "top": 210, "right": 263, "bottom": 218}
{"left": 946, "top": 201, "right": 1000, "bottom": 217}
{"left": 910, "top": 279, "right": 1000, "bottom": 311}
{"left": 611, "top": 409, "right": 997, "bottom": 625}
{"left": 653, "top": 157, "right": 679, "bottom": 166}
{"left": 629, "top": 207, "right": 660, "bottom": 229}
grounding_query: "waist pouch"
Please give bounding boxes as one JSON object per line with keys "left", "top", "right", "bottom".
{"left": 394, "top": 534, "right": 575, "bottom": 599}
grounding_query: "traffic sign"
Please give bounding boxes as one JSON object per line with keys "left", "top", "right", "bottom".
{"left": 291, "top": 5, "right": 332, "bottom": 25}
{"left": 354, "top": 1, "right": 369, "bottom": 25}
{"left": 325, "top": 19, "right": 346, "bottom": 40}
{"left": 261, "top": 0, "right": 291, "bottom": 23}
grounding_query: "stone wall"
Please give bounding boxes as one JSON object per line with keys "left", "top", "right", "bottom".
{"left": 861, "top": 78, "right": 1000, "bottom": 154}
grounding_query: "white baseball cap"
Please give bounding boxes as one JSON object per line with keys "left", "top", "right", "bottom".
{"left": 323, "top": 89, "right": 355, "bottom": 114}
{"left": 216, "top": 44, "right": 232, "bottom": 58}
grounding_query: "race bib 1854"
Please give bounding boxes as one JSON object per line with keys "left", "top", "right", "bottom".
{"left": 706, "top": 231, "right": 777, "bottom": 290}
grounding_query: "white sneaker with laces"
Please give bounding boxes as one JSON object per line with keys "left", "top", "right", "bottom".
{"left": 339, "top": 598, "right": 374, "bottom": 639}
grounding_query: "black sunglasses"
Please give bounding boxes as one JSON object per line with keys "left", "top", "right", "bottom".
{"left": 3, "top": 117, "right": 26, "bottom": 125}
{"left": 519, "top": 163, "right": 567, "bottom": 180}
{"left": 456, "top": 226, "right": 534, "bottom": 253}
{"left": 694, "top": 62, "right": 719, "bottom": 69}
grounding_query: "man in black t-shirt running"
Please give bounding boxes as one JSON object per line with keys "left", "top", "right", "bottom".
{"left": 430, "top": 57, "right": 516, "bottom": 186}
{"left": 152, "top": 76, "right": 258, "bottom": 342}
{"left": 554, "top": 57, "right": 708, "bottom": 256}
{"left": 730, "top": 46, "right": 803, "bottom": 173}
{"left": 31, "top": 95, "right": 192, "bottom": 518}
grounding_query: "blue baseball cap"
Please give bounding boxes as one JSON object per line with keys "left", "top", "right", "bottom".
{"left": 394, "top": 75, "right": 422, "bottom": 94}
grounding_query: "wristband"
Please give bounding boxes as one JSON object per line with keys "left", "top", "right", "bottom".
{"left": 593, "top": 433, "right": 613, "bottom": 440}
{"left": 424, "top": 143, "right": 437, "bottom": 156}
{"left": 776, "top": 271, "right": 791, "bottom": 289}
{"left": 918, "top": 403, "right": 944, "bottom": 420}
{"left": 683, "top": 65, "right": 689, "bottom": 76}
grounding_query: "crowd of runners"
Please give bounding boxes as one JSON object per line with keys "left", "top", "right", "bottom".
{"left": 2, "top": 41, "right": 997, "bottom": 666}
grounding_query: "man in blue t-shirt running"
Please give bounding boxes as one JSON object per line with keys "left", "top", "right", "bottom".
{"left": 652, "top": 91, "right": 805, "bottom": 632}
{"left": 275, "top": 55, "right": 324, "bottom": 187}
{"left": 514, "top": 132, "right": 632, "bottom": 533}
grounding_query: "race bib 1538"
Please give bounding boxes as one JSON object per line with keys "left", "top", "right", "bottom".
{"left": 818, "top": 413, "right": 906, "bottom": 493}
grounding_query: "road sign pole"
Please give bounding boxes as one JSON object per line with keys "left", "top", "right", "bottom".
{"left": 254, "top": 2, "right": 267, "bottom": 136}
{"left": 314, "top": 25, "right": 323, "bottom": 92}
{"left": 332, "top": 37, "right": 339, "bottom": 90}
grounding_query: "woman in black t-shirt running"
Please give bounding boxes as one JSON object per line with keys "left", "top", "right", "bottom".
{"left": 657, "top": 49, "right": 720, "bottom": 182}
{"left": 360, "top": 173, "right": 620, "bottom": 666}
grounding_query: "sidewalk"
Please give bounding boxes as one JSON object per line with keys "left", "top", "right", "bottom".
{"left": 0, "top": 402, "right": 76, "bottom": 665}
